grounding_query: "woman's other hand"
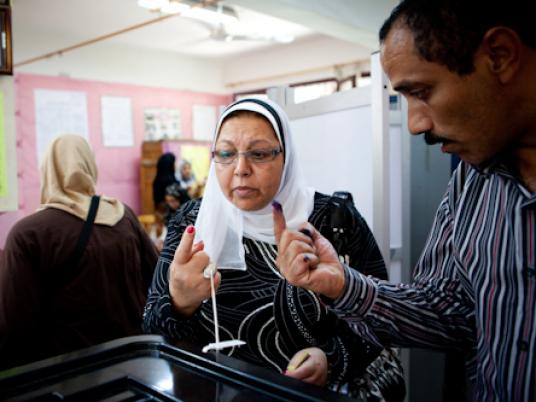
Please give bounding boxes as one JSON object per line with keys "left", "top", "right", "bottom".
{"left": 168, "top": 225, "right": 221, "bottom": 316}
{"left": 273, "top": 202, "right": 345, "bottom": 299}
{"left": 285, "top": 347, "right": 328, "bottom": 387}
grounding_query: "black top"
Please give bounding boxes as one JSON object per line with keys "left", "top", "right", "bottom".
{"left": 0, "top": 206, "right": 158, "bottom": 370}
{"left": 152, "top": 153, "right": 180, "bottom": 208}
{"left": 143, "top": 193, "right": 404, "bottom": 399}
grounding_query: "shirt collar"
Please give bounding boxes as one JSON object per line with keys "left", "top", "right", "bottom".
{"left": 473, "top": 157, "right": 536, "bottom": 203}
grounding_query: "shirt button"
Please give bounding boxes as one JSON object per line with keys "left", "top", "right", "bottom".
{"left": 518, "top": 340, "right": 529, "bottom": 351}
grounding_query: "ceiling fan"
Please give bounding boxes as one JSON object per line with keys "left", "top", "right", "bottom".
{"left": 138, "top": 0, "right": 295, "bottom": 44}
{"left": 197, "top": 19, "right": 295, "bottom": 44}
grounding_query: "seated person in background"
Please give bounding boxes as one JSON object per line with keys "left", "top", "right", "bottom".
{"left": 164, "top": 183, "right": 191, "bottom": 225}
{"left": 143, "top": 99, "right": 405, "bottom": 401}
{"left": 150, "top": 183, "right": 191, "bottom": 252}
{"left": 175, "top": 159, "right": 197, "bottom": 192}
{"left": 152, "top": 152, "right": 180, "bottom": 216}
{"left": 186, "top": 176, "right": 207, "bottom": 200}
{"left": 0, "top": 134, "right": 158, "bottom": 370}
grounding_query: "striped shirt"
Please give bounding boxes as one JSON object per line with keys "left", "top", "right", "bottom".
{"left": 329, "top": 162, "right": 535, "bottom": 402}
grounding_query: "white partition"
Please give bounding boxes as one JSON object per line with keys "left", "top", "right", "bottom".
{"left": 289, "top": 92, "right": 374, "bottom": 228}
{"left": 269, "top": 52, "right": 391, "bottom": 267}
{"left": 267, "top": 53, "right": 409, "bottom": 281}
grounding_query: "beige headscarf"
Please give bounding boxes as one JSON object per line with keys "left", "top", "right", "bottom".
{"left": 39, "top": 134, "right": 124, "bottom": 226}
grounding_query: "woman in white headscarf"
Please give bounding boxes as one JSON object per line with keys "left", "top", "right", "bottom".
{"left": 143, "top": 99, "right": 405, "bottom": 401}
{"left": 175, "top": 159, "right": 197, "bottom": 190}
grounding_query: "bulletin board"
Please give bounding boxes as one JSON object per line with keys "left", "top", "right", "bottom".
{"left": 0, "top": 73, "right": 231, "bottom": 248}
{"left": 0, "top": 75, "right": 17, "bottom": 212}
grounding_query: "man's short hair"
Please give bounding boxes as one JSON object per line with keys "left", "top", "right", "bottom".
{"left": 379, "top": 0, "right": 533, "bottom": 75}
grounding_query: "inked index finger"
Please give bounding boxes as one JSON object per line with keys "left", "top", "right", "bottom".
{"left": 272, "top": 201, "right": 287, "bottom": 245}
{"left": 174, "top": 225, "right": 196, "bottom": 264}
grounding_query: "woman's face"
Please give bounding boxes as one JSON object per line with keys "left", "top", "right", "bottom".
{"left": 215, "top": 114, "right": 284, "bottom": 211}
{"left": 165, "top": 194, "right": 181, "bottom": 211}
{"left": 181, "top": 163, "right": 192, "bottom": 180}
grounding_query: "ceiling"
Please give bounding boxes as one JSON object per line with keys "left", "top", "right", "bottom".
{"left": 11, "top": 0, "right": 398, "bottom": 62}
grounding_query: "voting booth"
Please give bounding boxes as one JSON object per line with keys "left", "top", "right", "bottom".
{"left": 268, "top": 52, "right": 409, "bottom": 283}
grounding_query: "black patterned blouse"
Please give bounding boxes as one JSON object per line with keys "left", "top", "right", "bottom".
{"left": 143, "top": 192, "right": 405, "bottom": 400}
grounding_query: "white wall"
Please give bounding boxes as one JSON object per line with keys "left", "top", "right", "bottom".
{"left": 222, "top": 35, "right": 371, "bottom": 93}
{"left": 13, "top": 31, "right": 370, "bottom": 94}
{"left": 13, "top": 31, "right": 228, "bottom": 94}
{"left": 14, "top": 30, "right": 372, "bottom": 96}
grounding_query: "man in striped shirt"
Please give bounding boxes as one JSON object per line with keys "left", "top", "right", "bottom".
{"left": 273, "top": 0, "right": 535, "bottom": 401}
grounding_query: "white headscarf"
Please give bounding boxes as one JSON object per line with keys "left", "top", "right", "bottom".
{"left": 194, "top": 98, "right": 315, "bottom": 270}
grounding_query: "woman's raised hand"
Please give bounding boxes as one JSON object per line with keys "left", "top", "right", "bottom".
{"left": 273, "top": 202, "right": 345, "bottom": 299}
{"left": 169, "top": 225, "right": 221, "bottom": 316}
{"left": 284, "top": 347, "right": 329, "bottom": 387}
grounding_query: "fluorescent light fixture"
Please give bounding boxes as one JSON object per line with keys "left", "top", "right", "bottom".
{"left": 182, "top": 7, "right": 238, "bottom": 25}
{"left": 138, "top": 0, "right": 238, "bottom": 25}
{"left": 137, "top": 0, "right": 168, "bottom": 11}
{"left": 137, "top": 1, "right": 293, "bottom": 44}
{"left": 272, "top": 34, "right": 294, "bottom": 43}
{"left": 161, "top": 1, "right": 190, "bottom": 14}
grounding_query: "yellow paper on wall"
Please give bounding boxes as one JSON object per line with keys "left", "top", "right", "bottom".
{"left": 0, "top": 92, "right": 8, "bottom": 198}
{"left": 180, "top": 145, "right": 210, "bottom": 183}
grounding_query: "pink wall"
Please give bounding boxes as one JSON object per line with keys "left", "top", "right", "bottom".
{"left": 0, "top": 73, "right": 231, "bottom": 248}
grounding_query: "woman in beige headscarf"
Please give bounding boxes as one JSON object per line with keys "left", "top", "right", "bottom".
{"left": 40, "top": 133, "right": 124, "bottom": 224}
{"left": 0, "top": 134, "right": 158, "bottom": 370}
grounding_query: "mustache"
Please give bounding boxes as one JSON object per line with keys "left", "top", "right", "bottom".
{"left": 423, "top": 131, "right": 450, "bottom": 145}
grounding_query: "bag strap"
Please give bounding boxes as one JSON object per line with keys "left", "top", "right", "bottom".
{"left": 54, "top": 195, "right": 100, "bottom": 291}
{"left": 321, "top": 191, "right": 354, "bottom": 262}
{"left": 68, "top": 195, "right": 101, "bottom": 268}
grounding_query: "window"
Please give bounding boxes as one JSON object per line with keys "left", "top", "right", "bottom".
{"left": 291, "top": 79, "right": 338, "bottom": 104}
{"left": 233, "top": 90, "right": 269, "bottom": 102}
{"left": 232, "top": 74, "right": 363, "bottom": 104}
{"left": 357, "top": 71, "right": 371, "bottom": 87}
{"left": 338, "top": 76, "right": 356, "bottom": 92}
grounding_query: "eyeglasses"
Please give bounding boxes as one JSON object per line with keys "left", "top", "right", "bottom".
{"left": 212, "top": 148, "right": 283, "bottom": 164}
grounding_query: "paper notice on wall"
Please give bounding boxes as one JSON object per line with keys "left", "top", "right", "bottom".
{"left": 0, "top": 92, "right": 7, "bottom": 197}
{"left": 144, "top": 108, "right": 181, "bottom": 140}
{"left": 101, "top": 96, "right": 134, "bottom": 147}
{"left": 34, "top": 89, "right": 89, "bottom": 164}
{"left": 192, "top": 105, "right": 217, "bottom": 141}
{"left": 181, "top": 145, "right": 211, "bottom": 183}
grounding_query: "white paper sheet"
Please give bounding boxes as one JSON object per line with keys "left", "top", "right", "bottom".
{"left": 192, "top": 105, "right": 217, "bottom": 141}
{"left": 34, "top": 89, "right": 89, "bottom": 164}
{"left": 101, "top": 96, "right": 134, "bottom": 147}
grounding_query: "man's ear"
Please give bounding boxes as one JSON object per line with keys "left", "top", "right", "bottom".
{"left": 481, "top": 27, "right": 522, "bottom": 84}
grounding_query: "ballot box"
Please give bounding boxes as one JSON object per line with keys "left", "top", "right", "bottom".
{"left": 0, "top": 335, "right": 358, "bottom": 402}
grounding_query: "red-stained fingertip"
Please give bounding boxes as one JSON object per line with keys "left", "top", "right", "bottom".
{"left": 186, "top": 225, "right": 195, "bottom": 234}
